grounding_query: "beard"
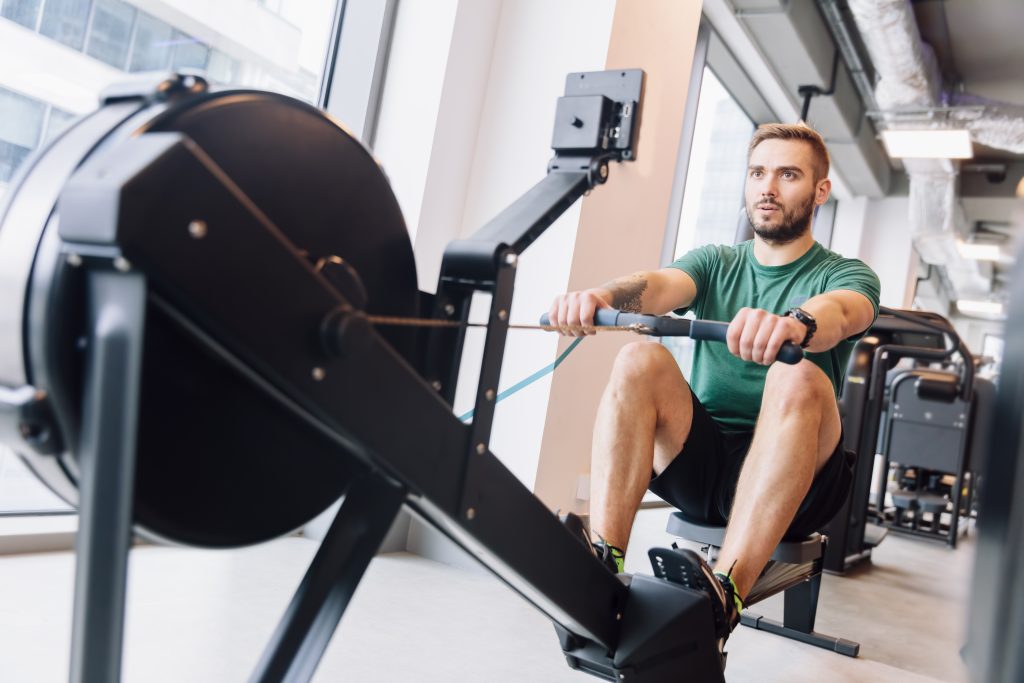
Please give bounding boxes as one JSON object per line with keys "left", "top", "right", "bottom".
{"left": 746, "top": 193, "right": 815, "bottom": 245}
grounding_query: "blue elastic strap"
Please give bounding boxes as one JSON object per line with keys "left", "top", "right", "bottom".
{"left": 458, "top": 337, "right": 584, "bottom": 422}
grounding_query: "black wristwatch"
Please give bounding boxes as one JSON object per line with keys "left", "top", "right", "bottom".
{"left": 785, "top": 307, "right": 817, "bottom": 348}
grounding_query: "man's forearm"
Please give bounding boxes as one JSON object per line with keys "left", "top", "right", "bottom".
{"left": 801, "top": 291, "right": 872, "bottom": 353}
{"left": 599, "top": 273, "right": 650, "bottom": 313}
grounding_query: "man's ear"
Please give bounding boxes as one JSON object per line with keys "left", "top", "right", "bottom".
{"left": 815, "top": 178, "right": 832, "bottom": 206}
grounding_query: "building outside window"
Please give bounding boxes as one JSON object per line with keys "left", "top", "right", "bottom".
{"left": 0, "top": 0, "right": 338, "bottom": 201}
{"left": 1, "top": 0, "right": 43, "bottom": 28}
{"left": 38, "top": 0, "right": 92, "bottom": 50}
{"left": 0, "top": 0, "right": 340, "bottom": 515}
{"left": 85, "top": 0, "right": 135, "bottom": 69}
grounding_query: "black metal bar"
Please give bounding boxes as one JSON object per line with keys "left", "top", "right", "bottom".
{"left": 437, "top": 171, "right": 590, "bottom": 283}
{"left": 424, "top": 171, "right": 591, "bottom": 405}
{"left": 423, "top": 289, "right": 473, "bottom": 405}
{"left": 69, "top": 268, "right": 147, "bottom": 683}
{"left": 248, "top": 469, "right": 405, "bottom": 683}
{"left": 797, "top": 49, "right": 839, "bottom": 122}
{"left": 463, "top": 254, "right": 517, "bottom": 448}
{"left": 740, "top": 613, "right": 860, "bottom": 657}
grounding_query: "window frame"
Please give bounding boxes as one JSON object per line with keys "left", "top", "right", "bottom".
{"left": 319, "top": 0, "right": 399, "bottom": 148}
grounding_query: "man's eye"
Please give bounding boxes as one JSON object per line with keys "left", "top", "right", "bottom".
{"left": 782, "top": 172, "right": 794, "bottom": 179}
{"left": 750, "top": 170, "right": 762, "bottom": 178}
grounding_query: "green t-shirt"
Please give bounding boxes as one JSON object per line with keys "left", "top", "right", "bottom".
{"left": 669, "top": 240, "right": 881, "bottom": 433}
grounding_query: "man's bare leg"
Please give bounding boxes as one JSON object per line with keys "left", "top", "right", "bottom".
{"left": 589, "top": 341, "right": 694, "bottom": 551}
{"left": 713, "top": 360, "right": 842, "bottom": 601}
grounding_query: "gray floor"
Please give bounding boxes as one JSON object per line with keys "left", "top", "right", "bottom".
{"left": 0, "top": 508, "right": 973, "bottom": 682}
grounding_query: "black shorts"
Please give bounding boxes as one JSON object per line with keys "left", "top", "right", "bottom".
{"left": 649, "top": 389, "right": 854, "bottom": 540}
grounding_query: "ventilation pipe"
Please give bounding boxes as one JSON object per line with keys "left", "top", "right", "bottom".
{"left": 847, "top": 0, "right": 993, "bottom": 296}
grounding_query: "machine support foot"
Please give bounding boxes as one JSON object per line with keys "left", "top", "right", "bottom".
{"left": 248, "top": 470, "right": 405, "bottom": 683}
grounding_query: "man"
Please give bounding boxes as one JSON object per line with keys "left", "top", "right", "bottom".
{"left": 548, "top": 123, "right": 880, "bottom": 654}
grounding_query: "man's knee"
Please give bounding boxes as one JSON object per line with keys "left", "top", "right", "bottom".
{"left": 763, "top": 360, "right": 833, "bottom": 414}
{"left": 610, "top": 341, "right": 681, "bottom": 387}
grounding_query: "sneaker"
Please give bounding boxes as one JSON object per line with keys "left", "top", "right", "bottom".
{"left": 591, "top": 540, "right": 624, "bottom": 574}
{"left": 557, "top": 512, "right": 622, "bottom": 574}
{"left": 648, "top": 547, "right": 741, "bottom": 658}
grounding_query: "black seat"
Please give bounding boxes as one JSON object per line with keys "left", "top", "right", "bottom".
{"left": 666, "top": 512, "right": 823, "bottom": 565}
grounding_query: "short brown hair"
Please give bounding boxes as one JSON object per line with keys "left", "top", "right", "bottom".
{"left": 748, "top": 123, "right": 830, "bottom": 182}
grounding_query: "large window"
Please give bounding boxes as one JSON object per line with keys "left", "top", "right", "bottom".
{"left": 0, "top": 0, "right": 341, "bottom": 515}
{"left": 664, "top": 66, "right": 756, "bottom": 378}
{"left": 674, "top": 66, "right": 755, "bottom": 260}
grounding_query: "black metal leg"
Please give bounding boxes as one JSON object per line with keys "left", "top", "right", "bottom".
{"left": 70, "top": 270, "right": 148, "bottom": 683}
{"left": 248, "top": 470, "right": 405, "bottom": 683}
{"left": 740, "top": 573, "right": 859, "bottom": 656}
{"left": 783, "top": 575, "right": 819, "bottom": 633}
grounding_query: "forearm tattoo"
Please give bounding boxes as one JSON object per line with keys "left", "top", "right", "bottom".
{"left": 603, "top": 275, "right": 648, "bottom": 313}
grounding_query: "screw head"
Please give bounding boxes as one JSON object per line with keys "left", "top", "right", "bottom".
{"left": 312, "top": 367, "right": 326, "bottom": 381}
{"left": 66, "top": 253, "right": 82, "bottom": 267}
{"left": 444, "top": 303, "right": 456, "bottom": 316}
{"left": 188, "top": 220, "right": 208, "bottom": 239}
{"left": 113, "top": 257, "right": 131, "bottom": 272}
{"left": 498, "top": 310, "right": 508, "bottom": 321}
{"left": 431, "top": 380, "right": 442, "bottom": 391}
{"left": 504, "top": 253, "right": 518, "bottom": 266}
{"left": 475, "top": 443, "right": 486, "bottom": 455}
{"left": 466, "top": 508, "right": 476, "bottom": 520}
{"left": 485, "top": 389, "right": 496, "bottom": 401}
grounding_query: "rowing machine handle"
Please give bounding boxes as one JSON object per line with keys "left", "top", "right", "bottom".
{"left": 540, "top": 310, "right": 804, "bottom": 365}
{"left": 688, "top": 319, "right": 804, "bottom": 365}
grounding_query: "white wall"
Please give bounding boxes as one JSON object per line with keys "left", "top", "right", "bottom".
{"left": 368, "top": 0, "right": 615, "bottom": 566}
{"left": 833, "top": 195, "right": 918, "bottom": 308}
{"left": 830, "top": 195, "right": 867, "bottom": 259}
{"left": 371, "top": 0, "right": 462, "bottom": 249}
{"left": 860, "top": 197, "right": 920, "bottom": 308}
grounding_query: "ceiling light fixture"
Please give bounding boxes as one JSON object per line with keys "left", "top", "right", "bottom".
{"left": 881, "top": 129, "right": 974, "bottom": 159}
{"left": 956, "top": 240, "right": 1003, "bottom": 261}
{"left": 956, "top": 299, "right": 1004, "bottom": 316}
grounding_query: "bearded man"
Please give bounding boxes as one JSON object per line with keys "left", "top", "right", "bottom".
{"left": 548, "top": 123, "right": 881, "bottom": 657}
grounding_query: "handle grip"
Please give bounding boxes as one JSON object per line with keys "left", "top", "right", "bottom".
{"left": 689, "top": 320, "right": 803, "bottom": 365}
{"left": 539, "top": 310, "right": 804, "bottom": 364}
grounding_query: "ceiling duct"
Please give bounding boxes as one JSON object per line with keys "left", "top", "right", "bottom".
{"left": 847, "top": 0, "right": 992, "bottom": 297}
{"left": 949, "top": 93, "right": 1024, "bottom": 155}
{"left": 730, "top": 0, "right": 891, "bottom": 197}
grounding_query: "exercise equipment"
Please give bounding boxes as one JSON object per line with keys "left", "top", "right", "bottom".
{"left": 0, "top": 70, "right": 786, "bottom": 683}
{"left": 667, "top": 513, "right": 860, "bottom": 656}
{"left": 878, "top": 360, "right": 994, "bottom": 547}
{"left": 821, "top": 307, "right": 964, "bottom": 572}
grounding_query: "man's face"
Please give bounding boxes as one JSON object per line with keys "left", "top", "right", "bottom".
{"left": 744, "top": 139, "right": 829, "bottom": 245}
